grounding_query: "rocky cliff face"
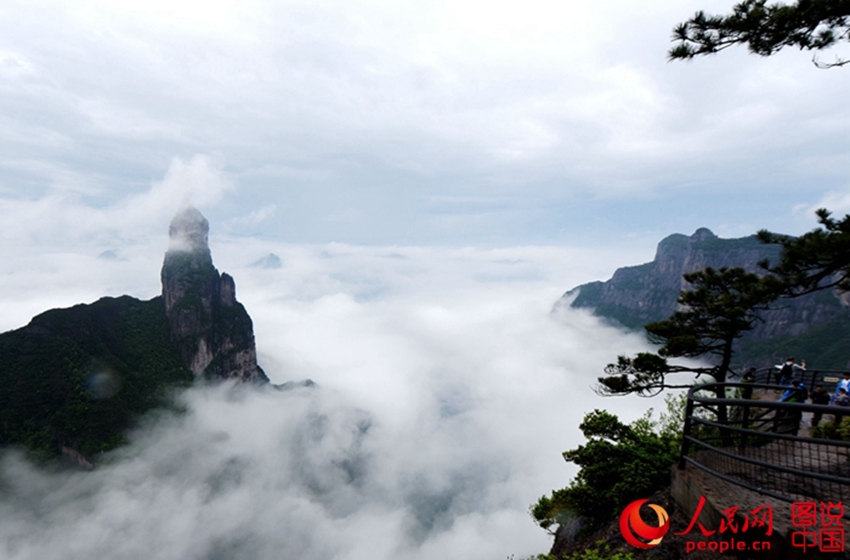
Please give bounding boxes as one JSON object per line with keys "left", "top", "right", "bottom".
{"left": 0, "top": 207, "right": 270, "bottom": 460}
{"left": 564, "top": 228, "right": 850, "bottom": 368}
{"left": 161, "top": 206, "right": 268, "bottom": 382}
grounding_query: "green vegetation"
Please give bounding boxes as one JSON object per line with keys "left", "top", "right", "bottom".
{"left": 760, "top": 209, "right": 850, "bottom": 294}
{"left": 736, "top": 312, "right": 850, "bottom": 369}
{"left": 670, "top": 0, "right": 850, "bottom": 68}
{"left": 0, "top": 295, "right": 193, "bottom": 460}
{"left": 812, "top": 416, "right": 850, "bottom": 440}
{"left": 518, "top": 544, "right": 635, "bottom": 560}
{"left": 746, "top": 208, "right": 850, "bottom": 369}
{"left": 531, "top": 404, "right": 681, "bottom": 533}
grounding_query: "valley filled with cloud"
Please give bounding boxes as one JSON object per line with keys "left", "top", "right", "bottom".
{"left": 0, "top": 202, "right": 660, "bottom": 559}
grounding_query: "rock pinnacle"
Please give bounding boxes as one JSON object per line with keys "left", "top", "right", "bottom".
{"left": 161, "top": 206, "right": 268, "bottom": 383}
{"left": 168, "top": 205, "right": 210, "bottom": 252}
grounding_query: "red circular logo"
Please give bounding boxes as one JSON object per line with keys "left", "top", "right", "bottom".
{"left": 619, "top": 499, "right": 671, "bottom": 549}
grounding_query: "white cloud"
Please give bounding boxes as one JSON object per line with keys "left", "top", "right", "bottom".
{"left": 0, "top": 154, "right": 230, "bottom": 248}
{"left": 224, "top": 204, "right": 277, "bottom": 230}
{"left": 0, "top": 228, "right": 661, "bottom": 560}
{"left": 138, "top": 154, "right": 232, "bottom": 211}
{"left": 801, "top": 188, "right": 850, "bottom": 219}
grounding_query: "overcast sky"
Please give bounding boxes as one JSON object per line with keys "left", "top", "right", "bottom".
{"left": 2, "top": 0, "right": 849, "bottom": 250}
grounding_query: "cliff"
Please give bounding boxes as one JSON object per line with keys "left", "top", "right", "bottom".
{"left": 161, "top": 206, "right": 267, "bottom": 382}
{"left": 564, "top": 228, "right": 850, "bottom": 369}
{"left": 0, "top": 207, "right": 267, "bottom": 461}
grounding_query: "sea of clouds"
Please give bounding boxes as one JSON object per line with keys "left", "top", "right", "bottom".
{"left": 0, "top": 237, "right": 665, "bottom": 560}
{"left": 0, "top": 161, "right": 665, "bottom": 560}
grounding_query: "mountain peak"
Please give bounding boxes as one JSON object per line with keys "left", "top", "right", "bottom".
{"left": 564, "top": 228, "right": 850, "bottom": 368}
{"left": 161, "top": 207, "right": 267, "bottom": 383}
{"left": 168, "top": 205, "right": 209, "bottom": 252}
{"left": 691, "top": 227, "right": 717, "bottom": 241}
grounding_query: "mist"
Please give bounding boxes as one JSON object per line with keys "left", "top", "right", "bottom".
{"left": 0, "top": 234, "right": 662, "bottom": 560}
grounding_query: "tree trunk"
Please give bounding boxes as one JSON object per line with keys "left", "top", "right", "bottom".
{"left": 715, "top": 338, "right": 734, "bottom": 445}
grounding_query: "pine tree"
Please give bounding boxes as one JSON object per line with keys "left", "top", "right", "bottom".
{"left": 758, "top": 208, "right": 850, "bottom": 294}
{"left": 670, "top": 0, "right": 850, "bottom": 68}
{"left": 598, "top": 267, "right": 781, "bottom": 421}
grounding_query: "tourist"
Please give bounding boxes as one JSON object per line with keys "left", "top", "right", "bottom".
{"left": 834, "top": 387, "right": 850, "bottom": 426}
{"left": 832, "top": 371, "right": 850, "bottom": 404}
{"left": 742, "top": 367, "right": 756, "bottom": 400}
{"left": 776, "top": 357, "right": 805, "bottom": 386}
{"left": 779, "top": 380, "right": 808, "bottom": 403}
{"left": 779, "top": 380, "right": 808, "bottom": 434}
{"left": 810, "top": 384, "right": 830, "bottom": 427}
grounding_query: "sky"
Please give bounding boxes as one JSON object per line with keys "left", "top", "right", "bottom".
{"left": 1, "top": 0, "right": 849, "bottom": 249}
{"left": 1, "top": 1, "right": 849, "bottom": 558}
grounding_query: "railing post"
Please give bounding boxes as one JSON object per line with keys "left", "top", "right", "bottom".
{"left": 740, "top": 402, "right": 750, "bottom": 448}
{"left": 679, "top": 395, "right": 695, "bottom": 470}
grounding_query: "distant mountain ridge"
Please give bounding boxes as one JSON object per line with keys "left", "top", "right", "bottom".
{"left": 0, "top": 206, "right": 267, "bottom": 462}
{"left": 563, "top": 228, "right": 850, "bottom": 370}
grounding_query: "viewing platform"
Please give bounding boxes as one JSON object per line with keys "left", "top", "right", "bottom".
{"left": 673, "top": 379, "right": 850, "bottom": 559}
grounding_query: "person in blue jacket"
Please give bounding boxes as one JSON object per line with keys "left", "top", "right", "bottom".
{"left": 832, "top": 371, "right": 850, "bottom": 404}
{"left": 779, "top": 380, "right": 808, "bottom": 403}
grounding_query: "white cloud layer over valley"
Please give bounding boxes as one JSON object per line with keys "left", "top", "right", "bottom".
{"left": 0, "top": 219, "right": 661, "bottom": 560}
